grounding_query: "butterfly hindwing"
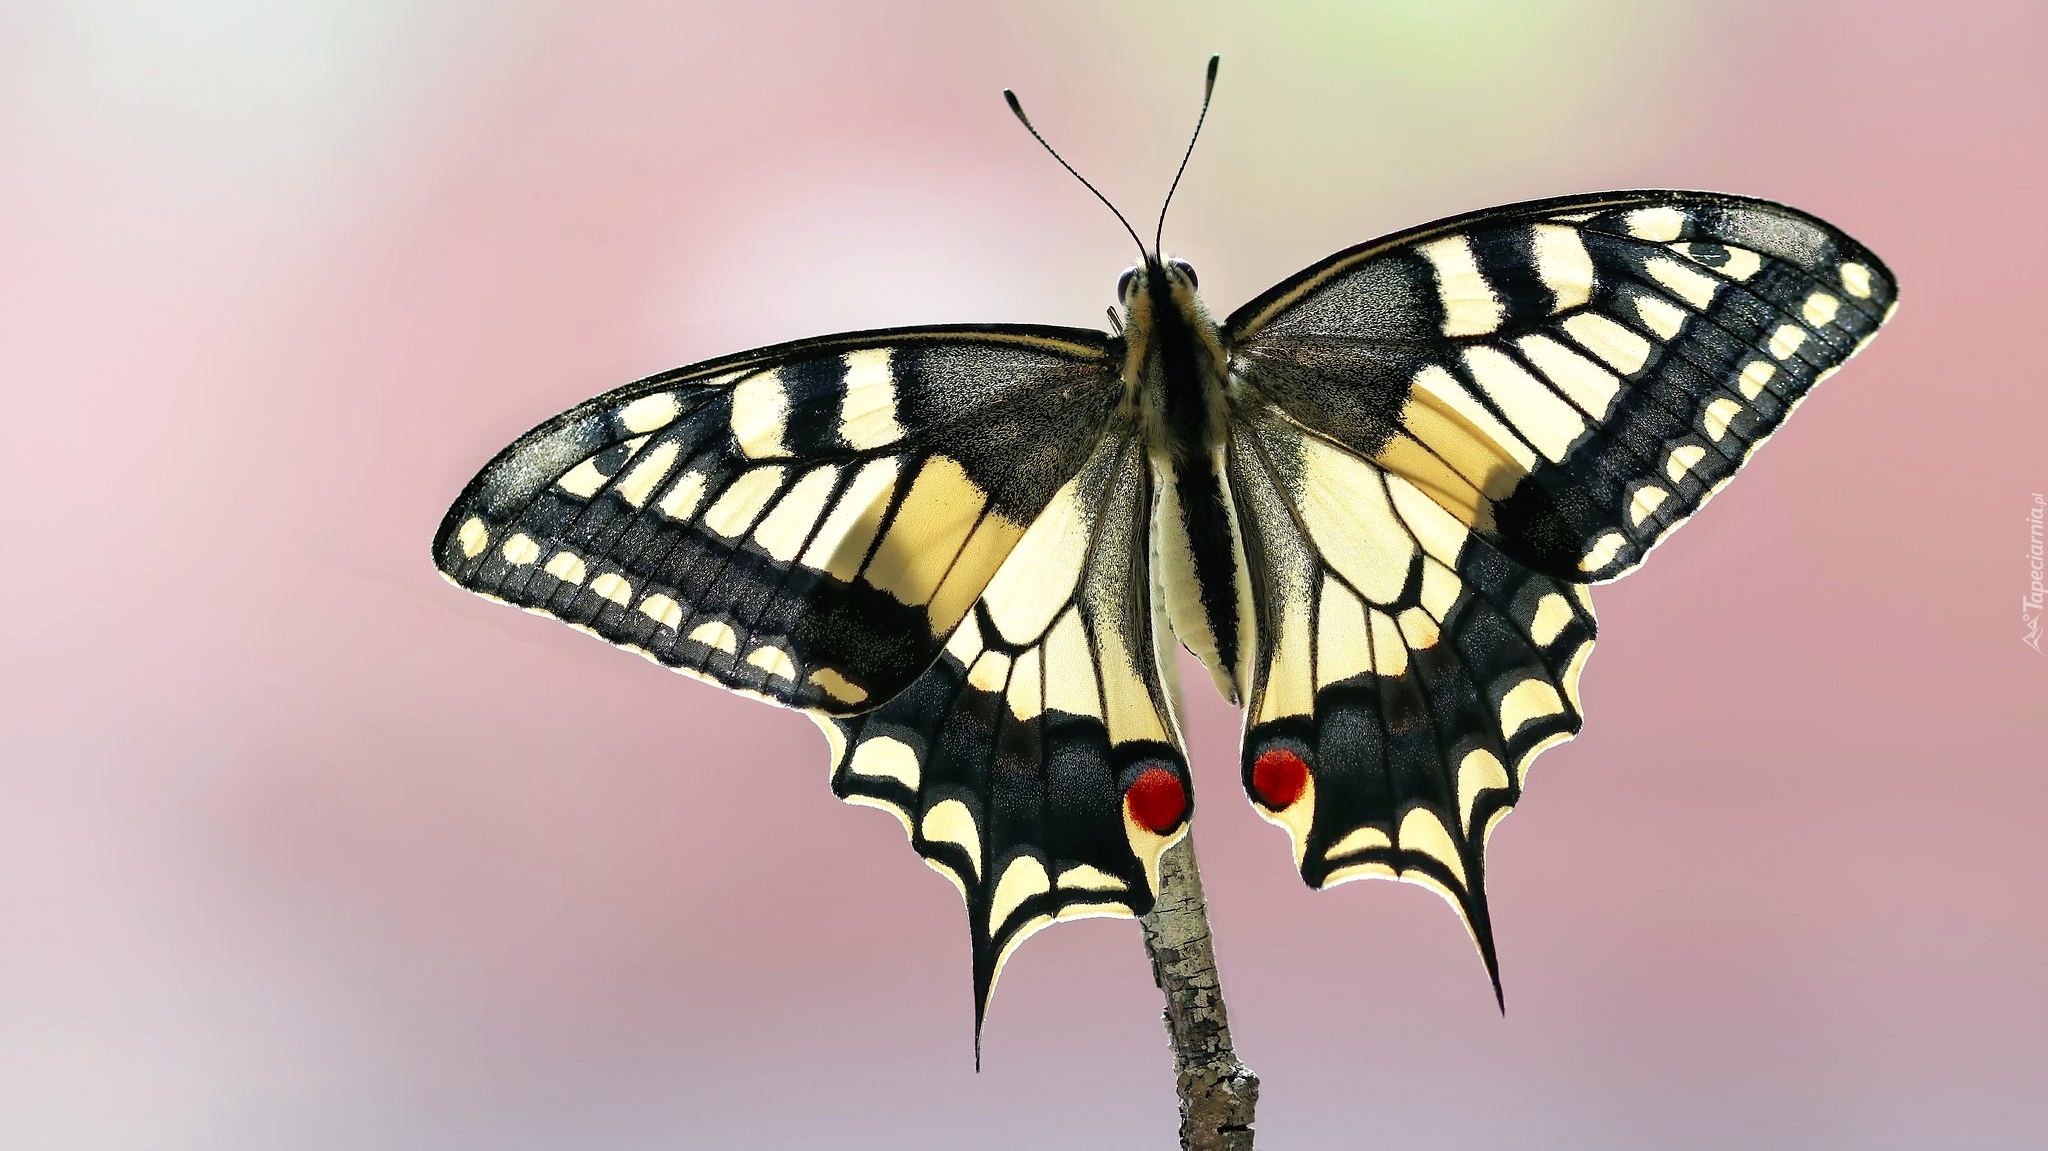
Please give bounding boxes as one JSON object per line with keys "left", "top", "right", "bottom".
{"left": 1226, "top": 403, "right": 1596, "bottom": 986}
{"left": 434, "top": 326, "right": 1121, "bottom": 714}
{"left": 819, "top": 423, "right": 1191, "bottom": 1030}
{"left": 1228, "top": 190, "right": 1898, "bottom": 583}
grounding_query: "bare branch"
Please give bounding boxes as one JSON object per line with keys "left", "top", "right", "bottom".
{"left": 1140, "top": 833, "right": 1258, "bottom": 1150}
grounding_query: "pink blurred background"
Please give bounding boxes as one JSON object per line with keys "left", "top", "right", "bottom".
{"left": 5, "top": 1, "right": 2044, "bottom": 1147}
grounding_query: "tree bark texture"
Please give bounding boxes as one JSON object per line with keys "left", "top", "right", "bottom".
{"left": 1138, "top": 832, "right": 1258, "bottom": 1150}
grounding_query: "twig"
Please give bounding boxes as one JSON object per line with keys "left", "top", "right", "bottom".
{"left": 1139, "top": 831, "right": 1259, "bottom": 1150}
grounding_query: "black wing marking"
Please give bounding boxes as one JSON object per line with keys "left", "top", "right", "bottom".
{"left": 434, "top": 325, "right": 1120, "bottom": 714}
{"left": 818, "top": 424, "right": 1191, "bottom": 1045}
{"left": 1228, "top": 190, "right": 1897, "bottom": 582}
{"left": 1226, "top": 404, "right": 1596, "bottom": 997}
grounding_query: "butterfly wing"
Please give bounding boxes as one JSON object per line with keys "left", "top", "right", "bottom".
{"left": 819, "top": 421, "right": 1192, "bottom": 1035}
{"left": 1226, "top": 403, "right": 1595, "bottom": 992}
{"left": 434, "top": 325, "right": 1121, "bottom": 715}
{"left": 437, "top": 325, "right": 1191, "bottom": 1036}
{"left": 1222, "top": 191, "right": 1895, "bottom": 986}
{"left": 1229, "top": 190, "right": 1897, "bottom": 583}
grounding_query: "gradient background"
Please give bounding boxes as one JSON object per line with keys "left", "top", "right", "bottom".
{"left": 5, "top": 1, "right": 2045, "bottom": 1147}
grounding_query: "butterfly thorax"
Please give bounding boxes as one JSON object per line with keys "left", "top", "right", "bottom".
{"left": 1121, "top": 258, "right": 1254, "bottom": 704}
{"left": 1121, "top": 259, "right": 1230, "bottom": 460}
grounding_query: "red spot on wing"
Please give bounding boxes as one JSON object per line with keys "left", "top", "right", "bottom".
{"left": 1252, "top": 748, "right": 1310, "bottom": 810}
{"left": 1124, "top": 768, "right": 1187, "bottom": 834}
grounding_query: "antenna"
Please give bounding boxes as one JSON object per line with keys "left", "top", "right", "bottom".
{"left": 1004, "top": 88, "right": 1149, "bottom": 259}
{"left": 1155, "top": 55, "right": 1220, "bottom": 255}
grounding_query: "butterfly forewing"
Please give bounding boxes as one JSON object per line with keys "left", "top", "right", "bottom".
{"left": 434, "top": 326, "right": 1120, "bottom": 714}
{"left": 1228, "top": 190, "right": 1898, "bottom": 583}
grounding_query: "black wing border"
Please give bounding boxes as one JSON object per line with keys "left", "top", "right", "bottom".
{"left": 430, "top": 322, "right": 1115, "bottom": 566}
{"left": 1225, "top": 188, "right": 1899, "bottom": 341}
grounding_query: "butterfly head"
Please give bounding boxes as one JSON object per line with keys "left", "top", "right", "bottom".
{"left": 1116, "top": 256, "right": 1202, "bottom": 333}
{"left": 1117, "top": 258, "right": 1198, "bottom": 305}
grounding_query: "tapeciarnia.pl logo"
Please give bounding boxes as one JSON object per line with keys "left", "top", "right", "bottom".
{"left": 2027, "top": 493, "right": 2044, "bottom": 653}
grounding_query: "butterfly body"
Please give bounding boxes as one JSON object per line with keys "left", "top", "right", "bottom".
{"left": 435, "top": 186, "right": 1895, "bottom": 1035}
{"left": 1125, "top": 258, "right": 1255, "bottom": 705}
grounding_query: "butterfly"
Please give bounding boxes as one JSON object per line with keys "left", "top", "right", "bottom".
{"left": 432, "top": 57, "right": 1895, "bottom": 1041}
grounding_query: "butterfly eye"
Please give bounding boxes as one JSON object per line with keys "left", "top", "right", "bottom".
{"left": 1116, "top": 267, "right": 1139, "bottom": 300}
{"left": 1169, "top": 259, "right": 1198, "bottom": 288}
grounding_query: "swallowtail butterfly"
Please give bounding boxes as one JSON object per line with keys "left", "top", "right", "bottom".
{"left": 434, "top": 57, "right": 1895, "bottom": 1039}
